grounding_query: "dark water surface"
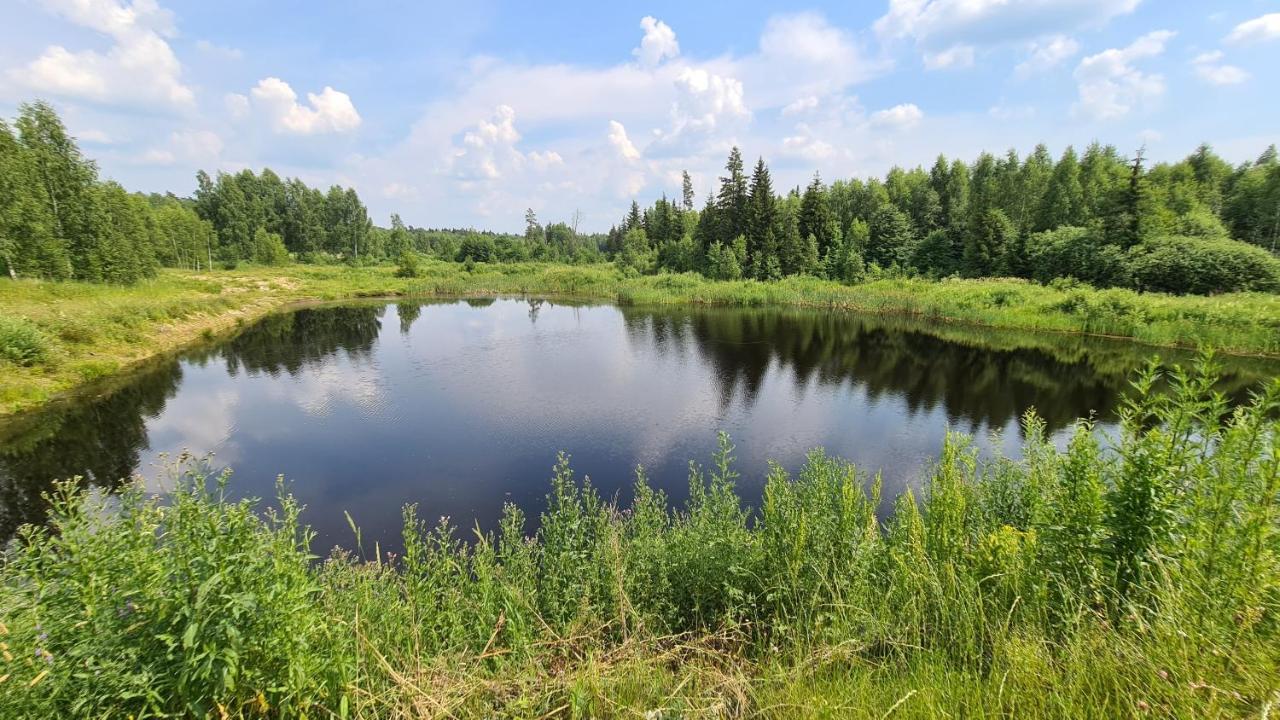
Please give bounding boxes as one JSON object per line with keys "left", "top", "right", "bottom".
{"left": 3, "top": 298, "right": 1276, "bottom": 553}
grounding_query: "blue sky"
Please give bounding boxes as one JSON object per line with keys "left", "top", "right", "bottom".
{"left": 2, "top": 1, "right": 1278, "bottom": 232}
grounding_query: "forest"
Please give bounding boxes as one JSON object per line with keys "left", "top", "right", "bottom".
{"left": 4, "top": 100, "right": 1280, "bottom": 297}
{"left": 605, "top": 144, "right": 1280, "bottom": 295}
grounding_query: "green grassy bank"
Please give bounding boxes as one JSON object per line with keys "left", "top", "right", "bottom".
{"left": 1, "top": 362, "right": 1277, "bottom": 718}
{"left": 3, "top": 260, "right": 1280, "bottom": 415}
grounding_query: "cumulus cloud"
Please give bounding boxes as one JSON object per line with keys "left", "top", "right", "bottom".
{"left": 1073, "top": 30, "right": 1175, "bottom": 120}
{"left": 1015, "top": 35, "right": 1080, "bottom": 77}
{"left": 634, "top": 16, "right": 679, "bottom": 66}
{"left": 781, "top": 129, "right": 836, "bottom": 161}
{"left": 446, "top": 105, "right": 565, "bottom": 186}
{"left": 869, "top": 103, "right": 924, "bottom": 130}
{"left": 923, "top": 45, "right": 975, "bottom": 70}
{"left": 250, "top": 77, "right": 362, "bottom": 134}
{"left": 608, "top": 120, "right": 642, "bottom": 161}
{"left": 1191, "top": 51, "right": 1248, "bottom": 86}
{"left": 875, "top": 0, "right": 1141, "bottom": 49}
{"left": 12, "top": 0, "right": 194, "bottom": 109}
{"left": 748, "top": 12, "right": 882, "bottom": 104}
{"left": 1225, "top": 13, "right": 1280, "bottom": 45}
{"left": 647, "top": 67, "right": 751, "bottom": 155}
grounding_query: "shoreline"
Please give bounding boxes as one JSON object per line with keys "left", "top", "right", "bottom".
{"left": 3, "top": 260, "right": 1279, "bottom": 417}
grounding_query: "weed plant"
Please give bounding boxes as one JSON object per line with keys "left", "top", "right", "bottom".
{"left": 2, "top": 359, "right": 1277, "bottom": 717}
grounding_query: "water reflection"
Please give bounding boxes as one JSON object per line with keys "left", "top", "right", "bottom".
{"left": 624, "top": 308, "right": 1264, "bottom": 435}
{"left": 2, "top": 299, "right": 1275, "bottom": 552}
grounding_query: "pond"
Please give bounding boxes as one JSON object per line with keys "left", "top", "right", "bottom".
{"left": 2, "top": 298, "right": 1276, "bottom": 554}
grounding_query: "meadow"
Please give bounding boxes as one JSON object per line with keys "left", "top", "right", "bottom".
{"left": 3, "top": 259, "right": 1280, "bottom": 415}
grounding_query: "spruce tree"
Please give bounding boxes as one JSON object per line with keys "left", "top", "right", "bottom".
{"left": 716, "top": 147, "right": 749, "bottom": 246}
{"left": 746, "top": 157, "right": 777, "bottom": 278}
{"left": 798, "top": 173, "right": 836, "bottom": 257}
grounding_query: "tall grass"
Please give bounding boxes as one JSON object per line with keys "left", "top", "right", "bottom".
{"left": 2, "top": 359, "right": 1276, "bottom": 717}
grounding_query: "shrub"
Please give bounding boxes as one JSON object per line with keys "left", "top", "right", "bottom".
{"left": 0, "top": 315, "right": 51, "bottom": 366}
{"left": 1126, "top": 234, "right": 1280, "bottom": 294}
{"left": 705, "top": 239, "right": 743, "bottom": 280}
{"left": 251, "top": 228, "right": 290, "bottom": 266}
{"left": 1026, "top": 226, "right": 1130, "bottom": 288}
{"left": 457, "top": 235, "right": 496, "bottom": 263}
{"left": 394, "top": 249, "right": 422, "bottom": 278}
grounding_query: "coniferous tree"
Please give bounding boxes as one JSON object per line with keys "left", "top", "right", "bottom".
{"left": 716, "top": 147, "right": 749, "bottom": 246}
{"left": 867, "top": 204, "right": 914, "bottom": 268}
{"left": 681, "top": 170, "right": 695, "bottom": 212}
{"left": 746, "top": 158, "right": 778, "bottom": 278}
{"left": 1037, "top": 146, "right": 1084, "bottom": 231}
{"left": 798, "top": 173, "right": 836, "bottom": 258}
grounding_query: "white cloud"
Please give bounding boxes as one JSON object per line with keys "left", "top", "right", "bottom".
{"left": 1015, "top": 35, "right": 1080, "bottom": 77}
{"left": 876, "top": 0, "right": 1140, "bottom": 49}
{"left": 781, "top": 95, "right": 820, "bottom": 116}
{"left": 634, "top": 16, "right": 679, "bottom": 66}
{"left": 12, "top": 0, "right": 193, "bottom": 109}
{"left": 988, "top": 103, "right": 1036, "bottom": 120}
{"left": 196, "top": 39, "right": 243, "bottom": 61}
{"left": 250, "top": 77, "right": 362, "bottom": 134}
{"left": 528, "top": 150, "right": 565, "bottom": 170}
{"left": 1191, "top": 51, "right": 1248, "bottom": 86}
{"left": 748, "top": 12, "right": 881, "bottom": 104}
{"left": 869, "top": 103, "right": 924, "bottom": 130}
{"left": 1073, "top": 30, "right": 1175, "bottom": 120}
{"left": 451, "top": 104, "right": 521, "bottom": 180}
{"left": 608, "top": 120, "right": 641, "bottom": 161}
{"left": 348, "top": 13, "right": 885, "bottom": 230}
{"left": 647, "top": 67, "right": 751, "bottom": 155}
{"left": 382, "top": 182, "right": 419, "bottom": 200}
{"left": 137, "top": 129, "right": 222, "bottom": 165}
{"left": 74, "top": 128, "right": 113, "bottom": 144}
{"left": 781, "top": 129, "right": 836, "bottom": 161}
{"left": 225, "top": 92, "right": 250, "bottom": 119}
{"left": 923, "top": 45, "right": 975, "bottom": 70}
{"left": 1225, "top": 13, "right": 1280, "bottom": 45}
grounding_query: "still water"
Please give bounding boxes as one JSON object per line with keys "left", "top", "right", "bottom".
{"left": 2, "top": 298, "right": 1276, "bottom": 553}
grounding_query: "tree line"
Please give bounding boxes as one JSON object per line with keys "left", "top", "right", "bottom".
{"left": 5, "top": 99, "right": 1280, "bottom": 296}
{"left": 607, "top": 143, "right": 1280, "bottom": 294}
{"left": 0, "top": 101, "right": 606, "bottom": 283}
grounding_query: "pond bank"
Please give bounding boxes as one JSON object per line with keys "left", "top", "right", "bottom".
{"left": 3, "top": 260, "right": 1279, "bottom": 416}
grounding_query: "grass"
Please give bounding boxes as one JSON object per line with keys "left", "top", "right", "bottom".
{"left": 1, "top": 360, "right": 1277, "bottom": 718}
{"left": 2, "top": 260, "right": 1280, "bottom": 415}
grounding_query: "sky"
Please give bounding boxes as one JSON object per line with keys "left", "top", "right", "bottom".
{"left": 1, "top": 1, "right": 1278, "bottom": 233}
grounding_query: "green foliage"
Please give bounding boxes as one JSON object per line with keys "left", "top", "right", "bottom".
{"left": 1026, "top": 226, "right": 1130, "bottom": 287}
{"left": 705, "top": 239, "right": 742, "bottom": 280}
{"left": 393, "top": 249, "right": 422, "bottom": 278}
{"left": 457, "top": 234, "right": 496, "bottom": 263}
{"left": 866, "top": 204, "right": 915, "bottom": 268}
{"left": 0, "top": 315, "right": 51, "bottom": 365}
{"left": 1127, "top": 234, "right": 1280, "bottom": 294}
{"left": 616, "top": 227, "right": 655, "bottom": 276}
{"left": 2, "top": 361, "right": 1277, "bottom": 716}
{"left": 1, "top": 472, "right": 337, "bottom": 718}
{"left": 251, "top": 227, "right": 290, "bottom": 266}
